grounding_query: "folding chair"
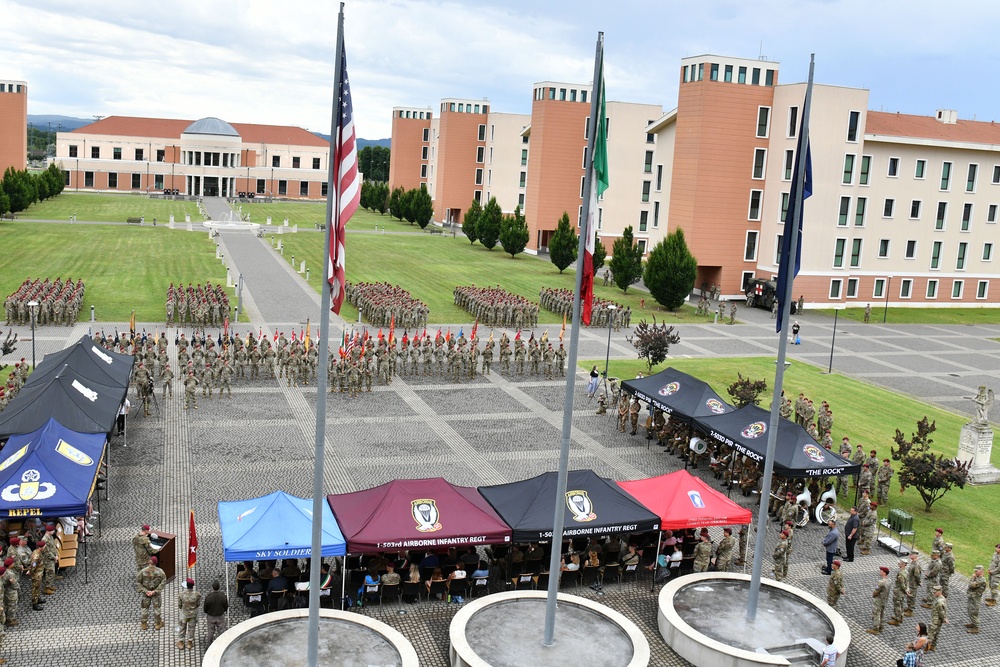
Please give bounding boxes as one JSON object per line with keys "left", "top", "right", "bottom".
{"left": 514, "top": 573, "right": 536, "bottom": 591}
{"left": 267, "top": 589, "right": 287, "bottom": 611}
{"left": 380, "top": 582, "right": 401, "bottom": 606}
{"left": 448, "top": 578, "right": 469, "bottom": 602}
{"left": 581, "top": 566, "right": 603, "bottom": 590}
{"left": 470, "top": 576, "right": 490, "bottom": 598}
{"left": 535, "top": 572, "right": 555, "bottom": 590}
{"left": 244, "top": 590, "right": 265, "bottom": 617}
{"left": 362, "top": 583, "right": 381, "bottom": 607}
{"left": 401, "top": 581, "right": 423, "bottom": 603}
{"left": 427, "top": 580, "right": 449, "bottom": 601}
{"left": 620, "top": 563, "right": 640, "bottom": 584}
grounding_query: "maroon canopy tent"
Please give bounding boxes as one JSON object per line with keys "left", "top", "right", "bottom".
{"left": 327, "top": 477, "right": 512, "bottom": 554}
{"left": 617, "top": 470, "right": 752, "bottom": 530}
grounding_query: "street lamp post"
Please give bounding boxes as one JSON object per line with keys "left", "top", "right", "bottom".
{"left": 826, "top": 305, "right": 843, "bottom": 373}
{"left": 28, "top": 300, "right": 39, "bottom": 369}
{"left": 883, "top": 275, "right": 892, "bottom": 323}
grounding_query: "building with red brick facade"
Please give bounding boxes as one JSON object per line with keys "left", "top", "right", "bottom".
{"left": 0, "top": 80, "right": 28, "bottom": 175}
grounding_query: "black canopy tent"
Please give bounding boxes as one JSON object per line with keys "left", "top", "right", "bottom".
{"left": 28, "top": 335, "right": 134, "bottom": 389}
{"left": 691, "top": 404, "right": 861, "bottom": 478}
{"left": 0, "top": 365, "right": 125, "bottom": 438}
{"left": 620, "top": 367, "right": 733, "bottom": 423}
{"left": 478, "top": 469, "right": 660, "bottom": 543}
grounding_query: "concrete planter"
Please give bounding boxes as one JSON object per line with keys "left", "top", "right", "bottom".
{"left": 202, "top": 608, "right": 419, "bottom": 667}
{"left": 449, "top": 590, "right": 649, "bottom": 667}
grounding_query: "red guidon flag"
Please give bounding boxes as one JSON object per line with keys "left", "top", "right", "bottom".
{"left": 581, "top": 42, "right": 609, "bottom": 326}
{"left": 327, "top": 39, "right": 361, "bottom": 315}
{"left": 187, "top": 510, "right": 198, "bottom": 569}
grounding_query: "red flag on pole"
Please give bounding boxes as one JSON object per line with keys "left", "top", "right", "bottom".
{"left": 471, "top": 318, "right": 478, "bottom": 340}
{"left": 187, "top": 510, "right": 198, "bottom": 569}
{"left": 327, "top": 40, "right": 361, "bottom": 315}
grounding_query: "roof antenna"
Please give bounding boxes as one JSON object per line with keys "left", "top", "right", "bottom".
{"left": 759, "top": 40, "right": 763, "bottom": 60}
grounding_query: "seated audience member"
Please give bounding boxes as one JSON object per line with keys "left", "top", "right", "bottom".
{"left": 420, "top": 550, "right": 440, "bottom": 569}
{"left": 460, "top": 547, "right": 480, "bottom": 568}
{"left": 358, "top": 564, "right": 380, "bottom": 599}
{"left": 472, "top": 560, "right": 490, "bottom": 579}
{"left": 381, "top": 561, "right": 401, "bottom": 585}
{"left": 562, "top": 554, "right": 581, "bottom": 572}
{"left": 585, "top": 550, "right": 602, "bottom": 569}
{"left": 448, "top": 563, "right": 467, "bottom": 583}
{"left": 621, "top": 543, "right": 640, "bottom": 568}
{"left": 281, "top": 559, "right": 301, "bottom": 580}
{"left": 401, "top": 564, "right": 422, "bottom": 604}
{"left": 268, "top": 568, "right": 288, "bottom": 594}
{"left": 524, "top": 542, "right": 545, "bottom": 565}
{"left": 425, "top": 567, "right": 445, "bottom": 597}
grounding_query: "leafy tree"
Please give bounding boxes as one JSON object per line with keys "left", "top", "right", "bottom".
{"left": 375, "top": 183, "right": 389, "bottom": 214}
{"left": 609, "top": 226, "right": 643, "bottom": 293}
{"left": 592, "top": 237, "right": 606, "bottom": 276}
{"left": 358, "top": 145, "right": 390, "bottom": 182}
{"left": 402, "top": 188, "right": 418, "bottom": 224}
{"left": 411, "top": 184, "right": 434, "bottom": 229}
{"left": 0, "top": 188, "right": 9, "bottom": 216}
{"left": 388, "top": 186, "right": 406, "bottom": 220}
{"left": 644, "top": 227, "right": 698, "bottom": 310}
{"left": 48, "top": 163, "right": 65, "bottom": 196}
{"left": 727, "top": 373, "right": 768, "bottom": 408}
{"left": 477, "top": 197, "right": 502, "bottom": 250}
{"left": 891, "top": 417, "right": 970, "bottom": 511}
{"left": 625, "top": 317, "right": 681, "bottom": 373}
{"left": 499, "top": 205, "right": 529, "bottom": 258}
{"left": 549, "top": 212, "right": 578, "bottom": 273}
{"left": 462, "top": 199, "right": 482, "bottom": 244}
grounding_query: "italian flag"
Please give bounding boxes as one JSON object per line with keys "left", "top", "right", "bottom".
{"left": 581, "top": 48, "right": 609, "bottom": 326}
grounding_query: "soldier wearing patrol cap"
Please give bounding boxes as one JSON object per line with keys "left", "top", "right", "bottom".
{"left": 927, "top": 585, "right": 947, "bottom": 652}
{"left": 922, "top": 550, "right": 942, "bottom": 607}
{"left": 888, "top": 558, "right": 909, "bottom": 625}
{"left": 941, "top": 542, "right": 956, "bottom": 598}
{"left": 967, "top": 565, "right": 986, "bottom": 634}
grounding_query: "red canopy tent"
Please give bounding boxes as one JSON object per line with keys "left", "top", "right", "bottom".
{"left": 327, "top": 477, "right": 512, "bottom": 554}
{"left": 616, "top": 470, "right": 752, "bottom": 530}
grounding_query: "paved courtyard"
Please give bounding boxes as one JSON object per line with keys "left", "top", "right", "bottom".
{"left": 1, "top": 219, "right": 999, "bottom": 666}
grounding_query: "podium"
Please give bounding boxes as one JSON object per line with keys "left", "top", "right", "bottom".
{"left": 149, "top": 530, "right": 177, "bottom": 582}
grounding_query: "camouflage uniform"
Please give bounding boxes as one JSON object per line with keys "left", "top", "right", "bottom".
{"left": 772, "top": 535, "right": 788, "bottom": 581}
{"left": 134, "top": 531, "right": 156, "bottom": 571}
{"left": 692, "top": 539, "right": 712, "bottom": 573}
{"left": 137, "top": 562, "right": 167, "bottom": 629}
{"left": 928, "top": 589, "right": 947, "bottom": 649}
{"left": 177, "top": 583, "right": 202, "bottom": 649}
{"left": 967, "top": 567, "right": 986, "bottom": 631}
{"left": 2, "top": 565, "right": 18, "bottom": 626}
{"left": 891, "top": 562, "right": 908, "bottom": 623}
{"left": 870, "top": 573, "right": 889, "bottom": 632}
{"left": 28, "top": 545, "right": 44, "bottom": 607}
{"left": 827, "top": 566, "right": 845, "bottom": 608}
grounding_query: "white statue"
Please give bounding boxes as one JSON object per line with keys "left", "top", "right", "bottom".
{"left": 972, "top": 386, "right": 995, "bottom": 424}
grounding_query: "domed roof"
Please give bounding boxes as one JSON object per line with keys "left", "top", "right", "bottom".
{"left": 183, "top": 117, "right": 239, "bottom": 137}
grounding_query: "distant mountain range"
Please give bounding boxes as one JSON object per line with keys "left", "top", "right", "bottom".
{"left": 28, "top": 114, "right": 390, "bottom": 148}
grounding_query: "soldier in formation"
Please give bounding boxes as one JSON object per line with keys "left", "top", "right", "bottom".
{"left": 165, "top": 282, "right": 230, "bottom": 327}
{"left": 876, "top": 457, "right": 894, "bottom": 505}
{"left": 137, "top": 556, "right": 166, "bottom": 630}
{"left": 345, "top": 281, "right": 428, "bottom": 328}
{"left": 177, "top": 578, "right": 201, "bottom": 650}
{"left": 772, "top": 531, "right": 789, "bottom": 582}
{"left": 4, "top": 277, "right": 85, "bottom": 326}
{"left": 454, "top": 285, "right": 538, "bottom": 328}
{"left": 539, "top": 287, "right": 629, "bottom": 329}
{"left": 692, "top": 533, "right": 713, "bottom": 572}
{"left": 905, "top": 552, "right": 922, "bottom": 616}
{"left": 926, "top": 585, "right": 947, "bottom": 652}
{"left": 827, "top": 560, "right": 845, "bottom": 608}
{"left": 967, "top": 565, "right": 986, "bottom": 634}
{"left": 0, "top": 361, "right": 31, "bottom": 413}
{"left": 867, "top": 566, "right": 890, "bottom": 634}
{"left": 714, "top": 528, "right": 735, "bottom": 572}
{"left": 888, "top": 558, "right": 908, "bottom": 626}
{"left": 988, "top": 543, "right": 1000, "bottom": 606}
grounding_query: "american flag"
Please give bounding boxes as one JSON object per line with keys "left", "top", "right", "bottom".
{"left": 328, "top": 42, "right": 361, "bottom": 315}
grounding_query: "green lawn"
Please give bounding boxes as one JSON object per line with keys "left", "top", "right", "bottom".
{"left": 814, "top": 305, "right": 1000, "bottom": 325}
{"left": 238, "top": 201, "right": 328, "bottom": 227}
{"left": 583, "top": 356, "right": 997, "bottom": 573}
{"left": 0, "top": 222, "right": 229, "bottom": 323}
{"left": 271, "top": 216, "right": 708, "bottom": 326}
{"left": 18, "top": 192, "right": 202, "bottom": 224}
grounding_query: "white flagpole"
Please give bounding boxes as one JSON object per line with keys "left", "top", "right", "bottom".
{"left": 307, "top": 3, "right": 346, "bottom": 664}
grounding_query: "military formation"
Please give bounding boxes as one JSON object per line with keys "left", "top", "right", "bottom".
{"left": 4, "top": 278, "right": 85, "bottom": 327}
{"left": 538, "top": 287, "right": 630, "bottom": 329}
{"left": 165, "top": 282, "right": 230, "bottom": 327}
{"left": 0, "top": 359, "right": 30, "bottom": 413}
{"left": 0, "top": 520, "right": 65, "bottom": 648}
{"left": 454, "top": 285, "right": 539, "bottom": 328}
{"left": 345, "top": 282, "right": 429, "bottom": 328}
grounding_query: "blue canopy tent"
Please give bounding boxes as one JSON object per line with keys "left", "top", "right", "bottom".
{"left": 0, "top": 418, "right": 107, "bottom": 582}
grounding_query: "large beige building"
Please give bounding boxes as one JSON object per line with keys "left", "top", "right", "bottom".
{"left": 0, "top": 79, "right": 27, "bottom": 175}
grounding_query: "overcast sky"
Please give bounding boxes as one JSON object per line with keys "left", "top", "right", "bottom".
{"left": 6, "top": 0, "right": 1000, "bottom": 140}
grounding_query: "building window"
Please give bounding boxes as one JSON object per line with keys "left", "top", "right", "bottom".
{"left": 113, "top": 147, "right": 122, "bottom": 160}
{"left": 984, "top": 243, "right": 994, "bottom": 261}
{"left": 748, "top": 190, "right": 762, "bottom": 220}
{"left": 68, "top": 145, "right": 78, "bottom": 158}
{"left": 518, "top": 193, "right": 525, "bottom": 208}
{"left": 847, "top": 278, "right": 859, "bottom": 298}
{"left": 698, "top": 63, "right": 704, "bottom": 81}
{"left": 910, "top": 200, "right": 921, "bottom": 219}
{"left": 724, "top": 64, "right": 733, "bottom": 82}
{"left": 521, "top": 149, "right": 528, "bottom": 166}
{"left": 766, "top": 69, "right": 775, "bottom": 85}
{"left": 952, "top": 280, "right": 964, "bottom": 299}
{"left": 321, "top": 182, "right": 329, "bottom": 197}
{"left": 637, "top": 239, "right": 647, "bottom": 255}
{"left": 655, "top": 165, "right": 663, "bottom": 191}
{"left": 478, "top": 124, "right": 486, "bottom": 141}
{"left": 476, "top": 147, "right": 485, "bottom": 163}
{"left": 292, "top": 157, "right": 301, "bottom": 169}
{"left": 580, "top": 176, "right": 585, "bottom": 198}
{"left": 134, "top": 148, "right": 144, "bottom": 161}
{"left": 131, "top": 173, "right": 140, "bottom": 189}
{"left": 299, "top": 181, "right": 309, "bottom": 197}
{"left": 878, "top": 239, "right": 890, "bottom": 258}
{"left": 783, "top": 150, "right": 793, "bottom": 180}
{"left": 859, "top": 156, "right": 871, "bottom": 185}
{"left": 906, "top": 240, "right": 917, "bottom": 259}
{"left": 475, "top": 168, "right": 483, "bottom": 185}
{"left": 847, "top": 111, "right": 860, "bottom": 142}
{"left": 570, "top": 90, "right": 577, "bottom": 102}
{"left": 682, "top": 65, "right": 689, "bottom": 83}
{"left": 989, "top": 204, "right": 998, "bottom": 223}
{"left": 900, "top": 279, "right": 912, "bottom": 299}
{"left": 915, "top": 160, "right": 926, "bottom": 179}
{"left": 775, "top": 235, "right": 783, "bottom": 264}
{"left": 756, "top": 107, "right": 770, "bottom": 138}
{"left": 883, "top": 199, "right": 894, "bottom": 217}
{"left": 977, "top": 280, "right": 989, "bottom": 299}
{"left": 653, "top": 201, "right": 660, "bottom": 228}
{"left": 272, "top": 155, "right": 280, "bottom": 167}
{"left": 752, "top": 148, "right": 766, "bottom": 179}
{"left": 744, "top": 230, "right": 758, "bottom": 261}
{"left": 829, "top": 279, "right": 842, "bottom": 299}
{"left": 278, "top": 180, "right": 287, "bottom": 195}
{"left": 751, "top": 67, "right": 761, "bottom": 85}
{"left": 108, "top": 173, "right": 118, "bottom": 188}
{"left": 644, "top": 150, "right": 653, "bottom": 173}
{"left": 256, "top": 179, "right": 265, "bottom": 194}
{"left": 641, "top": 181, "right": 651, "bottom": 202}
{"left": 994, "top": 165, "right": 1000, "bottom": 184}
{"left": 84, "top": 171, "right": 94, "bottom": 187}
{"left": 967, "top": 164, "right": 978, "bottom": 192}
{"left": 927, "top": 280, "right": 938, "bottom": 299}
{"left": 838, "top": 197, "right": 850, "bottom": 226}
{"left": 156, "top": 149, "right": 165, "bottom": 162}
{"left": 873, "top": 279, "right": 885, "bottom": 298}
{"left": 935, "top": 202, "right": 947, "bottom": 230}
{"left": 91, "top": 146, "right": 100, "bottom": 159}
{"left": 833, "top": 238, "right": 846, "bottom": 268}
{"left": 639, "top": 211, "right": 648, "bottom": 232}
{"left": 957, "top": 242, "right": 968, "bottom": 270}
{"left": 559, "top": 88, "right": 567, "bottom": 101}
{"left": 420, "top": 164, "right": 427, "bottom": 178}
{"left": 580, "top": 90, "right": 587, "bottom": 103}
{"left": 962, "top": 203, "right": 973, "bottom": 231}
{"left": 850, "top": 239, "right": 862, "bottom": 267}
{"left": 738, "top": 66, "right": 747, "bottom": 84}
{"left": 422, "top": 128, "right": 429, "bottom": 142}
{"left": 940, "top": 161, "right": 952, "bottom": 190}
{"left": 710, "top": 63, "right": 719, "bottom": 81}
{"left": 931, "top": 241, "right": 942, "bottom": 269}
{"left": 474, "top": 190, "right": 482, "bottom": 203}
{"left": 843, "top": 154, "right": 855, "bottom": 184}
{"left": 780, "top": 192, "right": 789, "bottom": 222}
{"left": 888, "top": 157, "right": 899, "bottom": 177}
{"left": 855, "top": 197, "right": 867, "bottom": 226}
{"left": 515, "top": 171, "right": 524, "bottom": 189}
{"left": 741, "top": 271, "right": 755, "bottom": 291}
